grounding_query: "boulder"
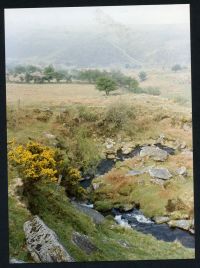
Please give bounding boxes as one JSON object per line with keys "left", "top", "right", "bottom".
{"left": 153, "top": 216, "right": 170, "bottom": 224}
{"left": 106, "top": 154, "right": 116, "bottom": 160}
{"left": 10, "top": 258, "right": 26, "bottom": 263}
{"left": 156, "top": 134, "right": 165, "bottom": 144}
{"left": 24, "top": 216, "right": 74, "bottom": 263}
{"left": 189, "top": 229, "right": 195, "bottom": 235}
{"left": 72, "top": 232, "right": 97, "bottom": 254}
{"left": 140, "top": 146, "right": 168, "bottom": 161}
{"left": 176, "top": 166, "right": 187, "bottom": 176}
{"left": 180, "top": 142, "right": 187, "bottom": 149}
{"left": 175, "top": 140, "right": 187, "bottom": 150}
{"left": 119, "top": 204, "right": 135, "bottom": 212}
{"left": 44, "top": 132, "right": 56, "bottom": 139}
{"left": 105, "top": 139, "right": 115, "bottom": 149}
{"left": 121, "top": 144, "right": 133, "bottom": 155}
{"left": 149, "top": 168, "right": 172, "bottom": 180}
{"left": 168, "top": 220, "right": 192, "bottom": 231}
{"left": 71, "top": 201, "right": 105, "bottom": 225}
{"left": 106, "top": 144, "right": 114, "bottom": 149}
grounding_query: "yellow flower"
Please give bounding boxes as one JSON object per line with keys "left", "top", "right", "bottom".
{"left": 8, "top": 141, "right": 61, "bottom": 183}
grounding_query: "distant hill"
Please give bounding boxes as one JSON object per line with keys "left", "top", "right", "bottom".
{"left": 5, "top": 10, "right": 190, "bottom": 69}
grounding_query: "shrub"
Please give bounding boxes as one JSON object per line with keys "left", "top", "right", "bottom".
{"left": 173, "top": 96, "right": 188, "bottom": 105}
{"left": 8, "top": 140, "right": 86, "bottom": 199}
{"left": 74, "top": 127, "right": 101, "bottom": 175}
{"left": 36, "top": 109, "right": 53, "bottom": 122}
{"left": 61, "top": 167, "right": 87, "bottom": 200}
{"left": 129, "top": 87, "right": 145, "bottom": 94}
{"left": 138, "top": 71, "right": 147, "bottom": 81}
{"left": 77, "top": 105, "right": 98, "bottom": 122}
{"left": 8, "top": 141, "right": 62, "bottom": 184}
{"left": 143, "top": 87, "right": 161, "bottom": 96}
{"left": 104, "top": 102, "right": 135, "bottom": 130}
{"left": 56, "top": 106, "right": 75, "bottom": 124}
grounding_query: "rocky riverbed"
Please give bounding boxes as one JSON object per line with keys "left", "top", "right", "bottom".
{"left": 81, "top": 136, "right": 194, "bottom": 245}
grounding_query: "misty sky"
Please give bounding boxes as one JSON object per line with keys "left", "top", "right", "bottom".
{"left": 5, "top": 4, "right": 190, "bottom": 34}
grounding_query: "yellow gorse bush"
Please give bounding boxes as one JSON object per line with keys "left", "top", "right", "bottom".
{"left": 8, "top": 141, "right": 62, "bottom": 183}
{"left": 67, "top": 167, "right": 81, "bottom": 181}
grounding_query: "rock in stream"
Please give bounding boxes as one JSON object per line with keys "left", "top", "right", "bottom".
{"left": 140, "top": 146, "right": 168, "bottom": 161}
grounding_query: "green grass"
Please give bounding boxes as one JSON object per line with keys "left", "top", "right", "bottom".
{"left": 7, "top": 83, "right": 194, "bottom": 262}
{"left": 92, "top": 155, "right": 194, "bottom": 219}
{"left": 9, "top": 196, "right": 31, "bottom": 261}
{"left": 20, "top": 181, "right": 194, "bottom": 261}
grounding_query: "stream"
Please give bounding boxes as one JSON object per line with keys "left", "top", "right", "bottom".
{"left": 112, "top": 208, "right": 194, "bottom": 249}
{"left": 80, "top": 146, "right": 141, "bottom": 188}
{"left": 79, "top": 144, "right": 194, "bottom": 249}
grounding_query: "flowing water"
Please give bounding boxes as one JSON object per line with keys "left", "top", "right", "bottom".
{"left": 80, "top": 146, "right": 141, "bottom": 188}
{"left": 112, "top": 208, "right": 194, "bottom": 249}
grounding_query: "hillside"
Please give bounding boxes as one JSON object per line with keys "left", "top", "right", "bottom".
{"left": 5, "top": 13, "right": 190, "bottom": 69}
{"left": 7, "top": 81, "right": 194, "bottom": 262}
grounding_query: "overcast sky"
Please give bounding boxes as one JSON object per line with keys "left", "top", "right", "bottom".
{"left": 5, "top": 4, "right": 190, "bottom": 34}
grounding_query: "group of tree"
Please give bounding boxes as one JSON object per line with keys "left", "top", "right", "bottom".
{"left": 7, "top": 65, "right": 141, "bottom": 92}
{"left": 7, "top": 64, "right": 157, "bottom": 96}
{"left": 94, "top": 70, "right": 141, "bottom": 95}
{"left": 7, "top": 64, "right": 72, "bottom": 83}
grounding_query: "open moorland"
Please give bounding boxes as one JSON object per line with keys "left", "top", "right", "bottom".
{"left": 7, "top": 68, "right": 194, "bottom": 263}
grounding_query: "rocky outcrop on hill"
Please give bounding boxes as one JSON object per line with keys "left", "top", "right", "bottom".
{"left": 24, "top": 216, "right": 74, "bottom": 263}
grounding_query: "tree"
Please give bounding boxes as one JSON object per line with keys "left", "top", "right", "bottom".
{"left": 128, "top": 79, "right": 139, "bottom": 92}
{"left": 138, "top": 71, "right": 147, "bottom": 82}
{"left": 171, "top": 64, "right": 182, "bottom": 72}
{"left": 14, "top": 65, "right": 26, "bottom": 75}
{"left": 43, "top": 65, "right": 55, "bottom": 82}
{"left": 77, "top": 70, "right": 103, "bottom": 83}
{"left": 53, "top": 71, "right": 65, "bottom": 82}
{"left": 26, "top": 65, "right": 41, "bottom": 73}
{"left": 25, "top": 72, "right": 32, "bottom": 83}
{"left": 96, "top": 77, "right": 117, "bottom": 96}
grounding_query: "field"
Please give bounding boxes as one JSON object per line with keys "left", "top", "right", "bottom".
{"left": 127, "top": 68, "right": 191, "bottom": 100}
{"left": 7, "top": 69, "right": 194, "bottom": 262}
{"left": 6, "top": 69, "right": 191, "bottom": 107}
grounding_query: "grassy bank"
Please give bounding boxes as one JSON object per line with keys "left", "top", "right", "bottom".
{"left": 9, "top": 178, "right": 194, "bottom": 261}
{"left": 92, "top": 154, "right": 193, "bottom": 219}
